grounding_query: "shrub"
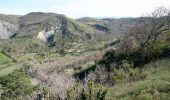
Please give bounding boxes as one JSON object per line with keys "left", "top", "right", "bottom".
{"left": 66, "top": 81, "right": 108, "bottom": 100}
{"left": 0, "top": 69, "right": 35, "bottom": 99}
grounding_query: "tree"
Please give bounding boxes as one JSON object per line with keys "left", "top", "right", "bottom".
{"left": 121, "top": 7, "right": 170, "bottom": 64}
{"left": 128, "top": 7, "right": 170, "bottom": 48}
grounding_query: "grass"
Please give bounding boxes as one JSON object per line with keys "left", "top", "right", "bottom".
{"left": 0, "top": 52, "right": 19, "bottom": 77}
{"left": 0, "top": 64, "right": 20, "bottom": 76}
{"left": 17, "top": 53, "right": 38, "bottom": 62}
{"left": 107, "top": 57, "right": 170, "bottom": 100}
{"left": 0, "top": 52, "right": 12, "bottom": 65}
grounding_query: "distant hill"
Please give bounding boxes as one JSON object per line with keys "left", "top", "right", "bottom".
{"left": 0, "top": 13, "right": 140, "bottom": 53}
{"left": 0, "top": 13, "right": 119, "bottom": 41}
{"left": 77, "top": 17, "right": 140, "bottom": 35}
{"left": 0, "top": 13, "right": 140, "bottom": 41}
{"left": 0, "top": 14, "right": 19, "bottom": 24}
{"left": 17, "top": 12, "right": 107, "bottom": 42}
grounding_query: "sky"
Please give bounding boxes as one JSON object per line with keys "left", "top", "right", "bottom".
{"left": 0, "top": 0, "right": 170, "bottom": 18}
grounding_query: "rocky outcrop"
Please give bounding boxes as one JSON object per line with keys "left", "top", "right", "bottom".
{"left": 37, "top": 24, "right": 61, "bottom": 42}
{"left": 0, "top": 20, "right": 18, "bottom": 39}
{"left": 37, "top": 30, "right": 55, "bottom": 41}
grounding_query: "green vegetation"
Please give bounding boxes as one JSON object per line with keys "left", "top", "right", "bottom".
{"left": 0, "top": 50, "right": 19, "bottom": 77}
{"left": 0, "top": 51, "right": 19, "bottom": 77}
{"left": 108, "top": 57, "right": 170, "bottom": 100}
{"left": 64, "top": 58, "right": 170, "bottom": 100}
{"left": 0, "top": 69, "right": 35, "bottom": 100}
{"left": 0, "top": 64, "right": 19, "bottom": 76}
{"left": 0, "top": 52, "right": 12, "bottom": 65}
{"left": 67, "top": 81, "right": 107, "bottom": 100}
{"left": 0, "top": 7, "right": 170, "bottom": 100}
{"left": 70, "top": 8, "right": 170, "bottom": 100}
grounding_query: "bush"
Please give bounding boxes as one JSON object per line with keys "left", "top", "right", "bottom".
{"left": 0, "top": 69, "right": 35, "bottom": 99}
{"left": 66, "top": 81, "right": 108, "bottom": 100}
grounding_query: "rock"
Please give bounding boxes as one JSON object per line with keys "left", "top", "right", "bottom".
{"left": 37, "top": 29, "right": 55, "bottom": 41}
{"left": 0, "top": 20, "right": 18, "bottom": 39}
{"left": 67, "top": 49, "right": 75, "bottom": 53}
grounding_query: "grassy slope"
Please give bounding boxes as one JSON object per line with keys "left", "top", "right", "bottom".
{"left": 0, "top": 52, "right": 12, "bottom": 65}
{"left": 0, "top": 65, "right": 19, "bottom": 76}
{"left": 0, "top": 52, "right": 19, "bottom": 76}
{"left": 108, "top": 57, "right": 170, "bottom": 100}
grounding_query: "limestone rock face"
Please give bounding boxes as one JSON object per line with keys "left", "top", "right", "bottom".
{"left": 37, "top": 24, "right": 61, "bottom": 42}
{"left": 0, "top": 20, "right": 18, "bottom": 39}
{"left": 37, "top": 29, "right": 55, "bottom": 41}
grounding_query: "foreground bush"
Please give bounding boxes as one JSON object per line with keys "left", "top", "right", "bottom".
{"left": 0, "top": 69, "right": 35, "bottom": 99}
{"left": 66, "top": 81, "right": 108, "bottom": 100}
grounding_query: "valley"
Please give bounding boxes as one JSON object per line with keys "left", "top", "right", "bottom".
{"left": 0, "top": 7, "right": 170, "bottom": 100}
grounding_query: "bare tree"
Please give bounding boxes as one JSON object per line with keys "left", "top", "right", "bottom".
{"left": 28, "top": 61, "right": 76, "bottom": 99}
{"left": 128, "top": 7, "right": 170, "bottom": 48}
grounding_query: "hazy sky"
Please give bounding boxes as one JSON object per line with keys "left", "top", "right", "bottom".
{"left": 0, "top": 0, "right": 170, "bottom": 18}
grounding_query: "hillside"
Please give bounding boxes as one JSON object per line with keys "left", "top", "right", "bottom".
{"left": 0, "top": 13, "right": 123, "bottom": 41}
{"left": 0, "top": 13, "right": 124, "bottom": 55}
{"left": 0, "top": 14, "right": 19, "bottom": 39}
{"left": 0, "top": 7, "right": 170, "bottom": 100}
{"left": 17, "top": 13, "right": 103, "bottom": 40}
{"left": 77, "top": 17, "right": 140, "bottom": 35}
{"left": 108, "top": 57, "right": 170, "bottom": 99}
